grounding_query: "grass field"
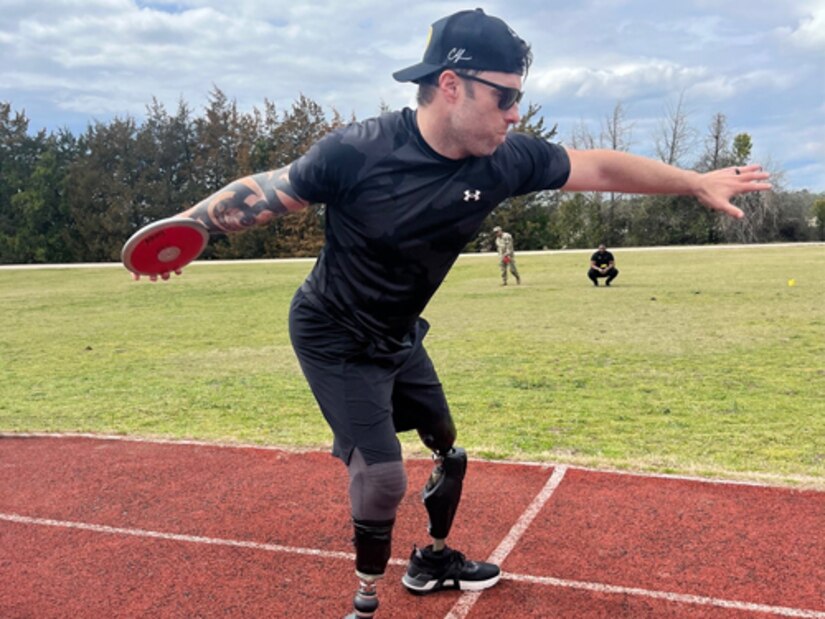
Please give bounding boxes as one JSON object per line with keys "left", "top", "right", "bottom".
{"left": 1, "top": 244, "right": 823, "bottom": 488}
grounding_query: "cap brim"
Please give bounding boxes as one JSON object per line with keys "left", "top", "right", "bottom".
{"left": 392, "top": 62, "right": 444, "bottom": 83}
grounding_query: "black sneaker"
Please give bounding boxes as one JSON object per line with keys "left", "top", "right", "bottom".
{"left": 401, "top": 545, "right": 501, "bottom": 594}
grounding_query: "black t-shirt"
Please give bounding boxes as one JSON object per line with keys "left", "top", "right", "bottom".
{"left": 591, "top": 251, "right": 615, "bottom": 268}
{"left": 290, "top": 107, "right": 570, "bottom": 344}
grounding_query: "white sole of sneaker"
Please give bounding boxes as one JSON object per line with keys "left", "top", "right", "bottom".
{"left": 402, "top": 572, "right": 501, "bottom": 594}
{"left": 457, "top": 572, "right": 501, "bottom": 591}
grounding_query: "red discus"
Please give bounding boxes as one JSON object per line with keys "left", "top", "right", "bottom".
{"left": 121, "top": 218, "right": 209, "bottom": 277}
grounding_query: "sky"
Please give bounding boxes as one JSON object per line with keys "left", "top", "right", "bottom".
{"left": 2, "top": 0, "right": 824, "bottom": 192}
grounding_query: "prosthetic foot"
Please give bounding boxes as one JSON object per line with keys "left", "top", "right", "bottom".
{"left": 344, "top": 575, "right": 379, "bottom": 618}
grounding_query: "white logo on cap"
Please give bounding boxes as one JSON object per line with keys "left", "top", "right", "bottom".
{"left": 447, "top": 48, "right": 473, "bottom": 64}
{"left": 464, "top": 189, "right": 482, "bottom": 202}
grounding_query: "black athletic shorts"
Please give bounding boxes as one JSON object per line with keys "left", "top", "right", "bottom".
{"left": 288, "top": 288, "right": 454, "bottom": 466}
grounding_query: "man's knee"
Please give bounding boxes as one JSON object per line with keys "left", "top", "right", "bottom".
{"left": 416, "top": 415, "right": 456, "bottom": 454}
{"left": 348, "top": 451, "right": 408, "bottom": 577}
{"left": 348, "top": 450, "right": 408, "bottom": 521}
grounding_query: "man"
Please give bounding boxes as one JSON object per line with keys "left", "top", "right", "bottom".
{"left": 588, "top": 243, "right": 619, "bottom": 286}
{"left": 138, "top": 9, "right": 770, "bottom": 618}
{"left": 493, "top": 226, "right": 521, "bottom": 285}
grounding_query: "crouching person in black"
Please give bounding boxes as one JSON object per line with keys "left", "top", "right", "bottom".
{"left": 588, "top": 243, "right": 619, "bottom": 286}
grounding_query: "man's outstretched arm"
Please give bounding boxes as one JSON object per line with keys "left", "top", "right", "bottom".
{"left": 130, "top": 165, "right": 310, "bottom": 281}
{"left": 562, "top": 149, "right": 772, "bottom": 219}
{"left": 180, "top": 164, "right": 310, "bottom": 232}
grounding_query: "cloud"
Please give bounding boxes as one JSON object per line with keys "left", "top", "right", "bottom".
{"left": 689, "top": 69, "right": 800, "bottom": 102}
{"left": 781, "top": 0, "right": 825, "bottom": 49}
{"left": 532, "top": 61, "right": 708, "bottom": 102}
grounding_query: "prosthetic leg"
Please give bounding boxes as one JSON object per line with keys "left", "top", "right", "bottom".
{"left": 416, "top": 416, "right": 464, "bottom": 545}
{"left": 401, "top": 446, "right": 496, "bottom": 595}
{"left": 346, "top": 519, "right": 394, "bottom": 619}
{"left": 344, "top": 452, "right": 407, "bottom": 619}
{"left": 423, "top": 446, "right": 467, "bottom": 541}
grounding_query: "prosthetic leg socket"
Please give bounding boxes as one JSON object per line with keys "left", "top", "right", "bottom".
{"left": 423, "top": 447, "right": 467, "bottom": 540}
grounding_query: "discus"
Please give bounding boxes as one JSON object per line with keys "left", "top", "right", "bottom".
{"left": 121, "top": 217, "right": 209, "bottom": 277}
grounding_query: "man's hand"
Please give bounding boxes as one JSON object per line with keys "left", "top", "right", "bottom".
{"left": 691, "top": 165, "right": 773, "bottom": 219}
{"left": 131, "top": 269, "right": 182, "bottom": 282}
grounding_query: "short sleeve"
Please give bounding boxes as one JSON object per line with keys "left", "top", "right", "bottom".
{"left": 502, "top": 134, "right": 571, "bottom": 196}
{"left": 288, "top": 122, "right": 375, "bottom": 205}
{"left": 288, "top": 133, "right": 339, "bottom": 204}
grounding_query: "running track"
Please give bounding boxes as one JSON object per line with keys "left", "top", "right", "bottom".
{"left": 1, "top": 434, "right": 823, "bottom": 618}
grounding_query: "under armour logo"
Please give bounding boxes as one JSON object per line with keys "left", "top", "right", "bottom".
{"left": 463, "top": 189, "right": 481, "bottom": 202}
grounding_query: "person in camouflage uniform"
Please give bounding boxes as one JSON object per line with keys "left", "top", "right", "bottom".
{"left": 493, "top": 225, "right": 520, "bottom": 285}
{"left": 139, "top": 9, "right": 771, "bottom": 618}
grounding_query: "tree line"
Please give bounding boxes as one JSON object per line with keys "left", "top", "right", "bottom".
{"left": 1, "top": 90, "right": 823, "bottom": 265}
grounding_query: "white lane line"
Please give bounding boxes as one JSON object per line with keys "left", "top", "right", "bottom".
{"left": 0, "top": 432, "right": 322, "bottom": 454}
{"left": 2, "top": 511, "right": 823, "bottom": 618}
{"left": 445, "top": 465, "right": 568, "bottom": 619}
{"left": 505, "top": 573, "right": 825, "bottom": 619}
{"left": 0, "top": 512, "right": 357, "bottom": 562}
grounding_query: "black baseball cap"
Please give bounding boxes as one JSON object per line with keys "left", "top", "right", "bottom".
{"left": 393, "top": 8, "right": 531, "bottom": 83}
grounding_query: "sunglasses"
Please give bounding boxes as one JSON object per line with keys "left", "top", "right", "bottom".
{"left": 456, "top": 73, "right": 524, "bottom": 110}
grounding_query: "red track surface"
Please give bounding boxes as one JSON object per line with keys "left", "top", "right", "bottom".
{"left": 1, "top": 435, "right": 823, "bottom": 618}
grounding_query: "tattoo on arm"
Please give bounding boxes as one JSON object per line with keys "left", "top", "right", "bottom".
{"left": 180, "top": 165, "right": 309, "bottom": 233}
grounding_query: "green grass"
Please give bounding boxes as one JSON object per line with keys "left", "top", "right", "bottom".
{"left": 1, "top": 245, "right": 823, "bottom": 487}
